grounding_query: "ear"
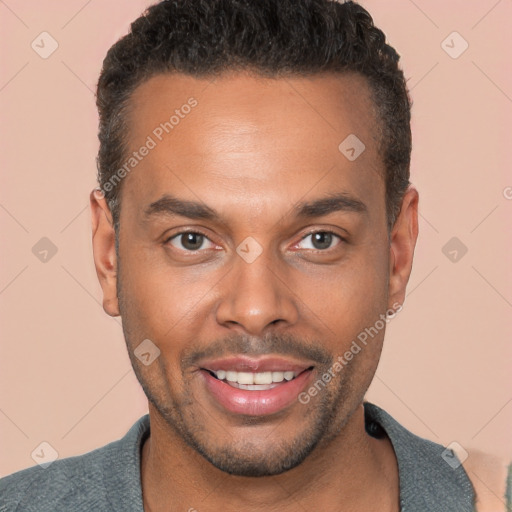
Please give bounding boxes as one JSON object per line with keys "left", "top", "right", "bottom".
{"left": 388, "top": 185, "right": 419, "bottom": 309}
{"left": 90, "top": 188, "right": 120, "bottom": 317}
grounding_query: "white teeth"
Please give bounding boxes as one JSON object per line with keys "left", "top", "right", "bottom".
{"left": 237, "top": 372, "right": 254, "bottom": 385}
{"left": 271, "top": 371, "right": 284, "bottom": 382}
{"left": 235, "top": 383, "right": 279, "bottom": 390}
{"left": 211, "top": 369, "right": 298, "bottom": 385}
{"left": 253, "top": 372, "right": 272, "bottom": 384}
{"left": 226, "top": 371, "right": 237, "bottom": 382}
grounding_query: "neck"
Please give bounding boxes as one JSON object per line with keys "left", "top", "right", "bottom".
{"left": 140, "top": 403, "right": 399, "bottom": 512}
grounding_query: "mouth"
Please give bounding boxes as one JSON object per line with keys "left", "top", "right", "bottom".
{"left": 204, "top": 368, "right": 307, "bottom": 390}
{"left": 198, "top": 356, "right": 315, "bottom": 416}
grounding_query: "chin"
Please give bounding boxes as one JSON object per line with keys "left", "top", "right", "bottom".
{"left": 195, "top": 442, "right": 318, "bottom": 477}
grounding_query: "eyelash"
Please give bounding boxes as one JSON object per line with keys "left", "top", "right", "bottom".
{"left": 164, "top": 229, "right": 215, "bottom": 252}
{"left": 164, "top": 229, "right": 345, "bottom": 252}
{"left": 296, "top": 230, "right": 345, "bottom": 251}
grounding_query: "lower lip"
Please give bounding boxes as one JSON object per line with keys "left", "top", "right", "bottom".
{"left": 201, "top": 369, "right": 313, "bottom": 416}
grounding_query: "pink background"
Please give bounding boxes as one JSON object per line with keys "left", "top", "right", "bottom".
{"left": 1, "top": 0, "right": 511, "bottom": 486}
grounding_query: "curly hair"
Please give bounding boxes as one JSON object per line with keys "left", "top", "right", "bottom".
{"left": 96, "top": 0, "right": 411, "bottom": 235}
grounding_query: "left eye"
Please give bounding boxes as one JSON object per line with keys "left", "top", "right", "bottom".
{"left": 296, "top": 231, "right": 343, "bottom": 251}
{"left": 167, "top": 232, "right": 215, "bottom": 251}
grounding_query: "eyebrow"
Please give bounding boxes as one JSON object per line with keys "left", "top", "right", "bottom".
{"left": 142, "top": 192, "right": 368, "bottom": 223}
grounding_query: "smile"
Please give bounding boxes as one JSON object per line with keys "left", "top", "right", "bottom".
{"left": 198, "top": 356, "right": 315, "bottom": 416}
{"left": 206, "top": 369, "right": 300, "bottom": 390}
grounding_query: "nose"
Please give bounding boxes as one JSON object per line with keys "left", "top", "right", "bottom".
{"left": 215, "top": 248, "right": 299, "bottom": 336}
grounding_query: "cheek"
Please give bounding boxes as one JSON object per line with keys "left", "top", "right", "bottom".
{"left": 119, "top": 228, "right": 390, "bottom": 349}
{"left": 294, "top": 247, "right": 389, "bottom": 338}
{"left": 118, "top": 248, "right": 214, "bottom": 353}
{"left": 120, "top": 243, "right": 176, "bottom": 311}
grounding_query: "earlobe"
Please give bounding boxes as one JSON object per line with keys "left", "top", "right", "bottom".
{"left": 387, "top": 186, "right": 419, "bottom": 309}
{"left": 90, "top": 188, "right": 120, "bottom": 317}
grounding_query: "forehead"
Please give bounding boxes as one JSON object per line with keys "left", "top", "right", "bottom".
{"left": 120, "top": 71, "right": 384, "bottom": 225}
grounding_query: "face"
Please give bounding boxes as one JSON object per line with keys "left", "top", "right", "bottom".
{"left": 91, "top": 71, "right": 418, "bottom": 477}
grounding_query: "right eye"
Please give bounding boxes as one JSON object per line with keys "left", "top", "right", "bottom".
{"left": 165, "top": 231, "right": 216, "bottom": 252}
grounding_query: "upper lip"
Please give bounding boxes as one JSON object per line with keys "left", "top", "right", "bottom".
{"left": 198, "top": 355, "right": 314, "bottom": 374}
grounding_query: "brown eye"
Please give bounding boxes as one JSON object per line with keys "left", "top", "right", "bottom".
{"left": 297, "top": 231, "right": 343, "bottom": 251}
{"left": 167, "top": 232, "right": 214, "bottom": 251}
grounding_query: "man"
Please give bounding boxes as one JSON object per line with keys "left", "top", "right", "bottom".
{"left": 1, "top": 0, "right": 510, "bottom": 511}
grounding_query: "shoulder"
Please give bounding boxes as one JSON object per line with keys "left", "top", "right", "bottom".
{"left": 364, "top": 402, "right": 475, "bottom": 510}
{"left": 364, "top": 402, "right": 511, "bottom": 512}
{"left": 462, "top": 449, "right": 512, "bottom": 512}
{"left": 0, "top": 414, "right": 150, "bottom": 512}
{"left": 0, "top": 441, "right": 114, "bottom": 512}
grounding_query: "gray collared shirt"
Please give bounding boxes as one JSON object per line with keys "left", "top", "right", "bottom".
{"left": 1, "top": 402, "right": 505, "bottom": 511}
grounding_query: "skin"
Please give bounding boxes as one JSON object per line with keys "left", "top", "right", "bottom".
{"left": 90, "top": 71, "right": 418, "bottom": 511}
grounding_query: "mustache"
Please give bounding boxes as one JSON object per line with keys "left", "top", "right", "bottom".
{"left": 181, "top": 331, "right": 333, "bottom": 370}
